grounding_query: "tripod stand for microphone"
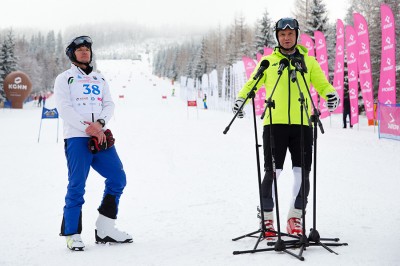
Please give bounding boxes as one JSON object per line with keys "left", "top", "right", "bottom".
{"left": 293, "top": 64, "right": 348, "bottom": 252}
{"left": 270, "top": 68, "right": 312, "bottom": 257}
{"left": 225, "top": 64, "right": 305, "bottom": 261}
{"left": 266, "top": 65, "right": 348, "bottom": 258}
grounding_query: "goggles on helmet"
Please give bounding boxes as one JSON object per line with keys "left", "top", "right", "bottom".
{"left": 276, "top": 18, "right": 299, "bottom": 30}
{"left": 72, "top": 36, "right": 92, "bottom": 46}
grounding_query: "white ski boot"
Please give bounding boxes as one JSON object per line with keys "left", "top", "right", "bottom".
{"left": 66, "top": 234, "right": 85, "bottom": 251}
{"left": 95, "top": 214, "right": 133, "bottom": 244}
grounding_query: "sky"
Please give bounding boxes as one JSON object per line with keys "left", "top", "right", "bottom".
{"left": 0, "top": 57, "right": 399, "bottom": 266}
{"left": 0, "top": 0, "right": 350, "bottom": 32}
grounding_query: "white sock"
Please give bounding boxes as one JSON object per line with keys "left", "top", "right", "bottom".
{"left": 287, "top": 207, "right": 303, "bottom": 220}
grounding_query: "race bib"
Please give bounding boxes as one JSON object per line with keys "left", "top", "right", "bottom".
{"left": 69, "top": 75, "right": 105, "bottom": 114}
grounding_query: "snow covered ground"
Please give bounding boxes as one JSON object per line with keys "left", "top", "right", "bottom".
{"left": 0, "top": 58, "right": 399, "bottom": 266}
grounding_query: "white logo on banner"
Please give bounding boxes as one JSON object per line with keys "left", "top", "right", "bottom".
{"left": 389, "top": 113, "right": 395, "bottom": 123}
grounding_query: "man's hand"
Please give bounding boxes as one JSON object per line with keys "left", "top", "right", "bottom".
{"left": 326, "top": 91, "right": 340, "bottom": 112}
{"left": 233, "top": 98, "right": 245, "bottom": 118}
{"left": 85, "top": 121, "right": 106, "bottom": 144}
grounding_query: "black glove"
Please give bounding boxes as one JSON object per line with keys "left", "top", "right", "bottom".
{"left": 104, "top": 129, "right": 115, "bottom": 148}
{"left": 88, "top": 136, "right": 107, "bottom": 154}
{"left": 88, "top": 129, "right": 115, "bottom": 154}
{"left": 326, "top": 91, "right": 340, "bottom": 112}
{"left": 232, "top": 98, "right": 245, "bottom": 118}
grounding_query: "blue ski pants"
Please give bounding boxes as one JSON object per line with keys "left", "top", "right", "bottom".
{"left": 61, "top": 137, "right": 127, "bottom": 235}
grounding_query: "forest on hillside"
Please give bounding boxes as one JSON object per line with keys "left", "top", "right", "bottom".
{"left": 0, "top": 0, "right": 399, "bottom": 105}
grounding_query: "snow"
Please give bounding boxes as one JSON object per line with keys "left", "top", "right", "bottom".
{"left": 0, "top": 58, "right": 399, "bottom": 266}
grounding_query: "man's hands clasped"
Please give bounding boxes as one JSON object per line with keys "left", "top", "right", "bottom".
{"left": 85, "top": 121, "right": 115, "bottom": 154}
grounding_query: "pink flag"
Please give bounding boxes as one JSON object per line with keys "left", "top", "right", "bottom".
{"left": 242, "top": 56, "right": 265, "bottom": 116}
{"left": 300, "top": 33, "right": 318, "bottom": 111}
{"left": 263, "top": 47, "right": 273, "bottom": 56}
{"left": 314, "top": 31, "right": 330, "bottom": 119}
{"left": 256, "top": 47, "right": 273, "bottom": 62}
{"left": 256, "top": 52, "right": 263, "bottom": 62}
{"left": 346, "top": 26, "right": 359, "bottom": 125}
{"left": 332, "top": 19, "right": 345, "bottom": 114}
{"left": 354, "top": 13, "right": 375, "bottom": 119}
{"left": 242, "top": 56, "right": 257, "bottom": 81}
{"left": 378, "top": 4, "right": 397, "bottom": 105}
{"left": 255, "top": 48, "right": 274, "bottom": 115}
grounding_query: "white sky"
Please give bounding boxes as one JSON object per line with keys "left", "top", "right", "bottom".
{"left": 0, "top": 0, "right": 350, "bottom": 32}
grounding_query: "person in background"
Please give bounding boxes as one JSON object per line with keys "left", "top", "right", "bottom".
{"left": 342, "top": 89, "right": 352, "bottom": 128}
{"left": 38, "top": 95, "right": 43, "bottom": 107}
{"left": 233, "top": 18, "right": 339, "bottom": 237}
{"left": 203, "top": 94, "right": 208, "bottom": 109}
{"left": 54, "top": 35, "right": 132, "bottom": 251}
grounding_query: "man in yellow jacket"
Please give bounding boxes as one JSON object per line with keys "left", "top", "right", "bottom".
{"left": 233, "top": 18, "right": 339, "bottom": 237}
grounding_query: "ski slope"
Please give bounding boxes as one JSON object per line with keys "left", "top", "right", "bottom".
{"left": 0, "top": 58, "right": 399, "bottom": 266}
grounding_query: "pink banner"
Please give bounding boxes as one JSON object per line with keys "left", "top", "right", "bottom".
{"left": 378, "top": 4, "right": 397, "bottom": 105}
{"left": 251, "top": 48, "right": 273, "bottom": 115}
{"left": 242, "top": 56, "right": 265, "bottom": 115}
{"left": 263, "top": 47, "right": 273, "bottom": 56}
{"left": 256, "top": 52, "right": 263, "bottom": 62}
{"left": 299, "top": 33, "right": 318, "bottom": 111}
{"left": 332, "top": 19, "right": 345, "bottom": 114}
{"left": 314, "top": 31, "right": 330, "bottom": 119}
{"left": 379, "top": 104, "right": 400, "bottom": 140}
{"left": 346, "top": 26, "right": 359, "bottom": 125}
{"left": 354, "top": 13, "right": 375, "bottom": 119}
{"left": 256, "top": 48, "right": 273, "bottom": 62}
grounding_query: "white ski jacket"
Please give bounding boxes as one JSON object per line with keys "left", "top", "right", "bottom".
{"left": 54, "top": 64, "right": 114, "bottom": 139}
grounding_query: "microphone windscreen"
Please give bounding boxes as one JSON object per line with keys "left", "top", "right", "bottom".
{"left": 280, "top": 58, "right": 289, "bottom": 67}
{"left": 260, "top": 59, "right": 270, "bottom": 68}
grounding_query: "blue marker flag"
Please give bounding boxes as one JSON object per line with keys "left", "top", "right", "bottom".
{"left": 41, "top": 107, "right": 59, "bottom": 119}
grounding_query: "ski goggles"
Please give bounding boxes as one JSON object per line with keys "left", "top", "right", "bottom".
{"left": 72, "top": 36, "right": 92, "bottom": 46}
{"left": 276, "top": 18, "right": 299, "bottom": 30}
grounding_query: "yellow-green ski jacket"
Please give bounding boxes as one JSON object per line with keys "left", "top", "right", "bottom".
{"left": 237, "top": 45, "right": 336, "bottom": 126}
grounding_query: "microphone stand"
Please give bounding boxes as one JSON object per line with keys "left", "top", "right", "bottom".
{"left": 294, "top": 65, "right": 348, "bottom": 253}
{"left": 263, "top": 67, "right": 311, "bottom": 258}
{"left": 227, "top": 66, "right": 304, "bottom": 261}
{"left": 278, "top": 68, "right": 311, "bottom": 258}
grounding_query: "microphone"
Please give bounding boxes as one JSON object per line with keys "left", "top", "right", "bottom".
{"left": 290, "top": 69, "right": 297, "bottom": 82}
{"left": 277, "top": 58, "right": 289, "bottom": 75}
{"left": 291, "top": 57, "right": 307, "bottom": 73}
{"left": 253, "top": 60, "right": 270, "bottom": 80}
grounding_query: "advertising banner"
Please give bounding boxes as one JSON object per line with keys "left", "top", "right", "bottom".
{"left": 354, "top": 13, "right": 375, "bottom": 119}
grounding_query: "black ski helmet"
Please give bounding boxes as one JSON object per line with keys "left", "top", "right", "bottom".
{"left": 65, "top": 36, "right": 93, "bottom": 64}
{"left": 274, "top": 18, "right": 300, "bottom": 48}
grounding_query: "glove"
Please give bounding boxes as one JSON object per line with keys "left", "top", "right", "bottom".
{"left": 88, "top": 135, "right": 107, "bottom": 154}
{"left": 88, "top": 129, "right": 115, "bottom": 154}
{"left": 104, "top": 129, "right": 115, "bottom": 148}
{"left": 326, "top": 91, "right": 340, "bottom": 112}
{"left": 232, "top": 98, "right": 245, "bottom": 118}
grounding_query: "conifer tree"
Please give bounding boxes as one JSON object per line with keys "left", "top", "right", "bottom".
{"left": 254, "top": 8, "right": 275, "bottom": 55}
{"left": 305, "top": 0, "right": 329, "bottom": 37}
{"left": 0, "top": 29, "right": 18, "bottom": 99}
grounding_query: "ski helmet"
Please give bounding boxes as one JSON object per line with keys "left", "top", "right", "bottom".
{"left": 274, "top": 18, "right": 300, "bottom": 48}
{"left": 65, "top": 36, "right": 93, "bottom": 64}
